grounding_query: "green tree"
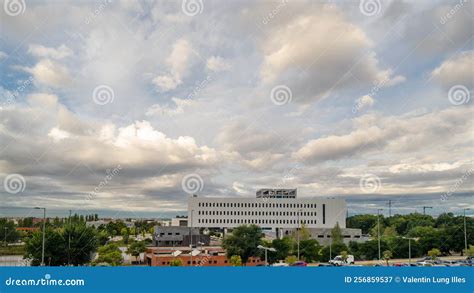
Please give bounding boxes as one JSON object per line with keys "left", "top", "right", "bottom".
{"left": 427, "top": 248, "right": 441, "bottom": 260}
{"left": 298, "top": 239, "right": 322, "bottom": 263}
{"left": 127, "top": 241, "right": 146, "bottom": 264}
{"left": 229, "top": 255, "right": 242, "bottom": 266}
{"left": 357, "top": 240, "right": 389, "bottom": 260}
{"left": 25, "top": 223, "right": 97, "bottom": 266}
{"left": 169, "top": 258, "right": 182, "bottom": 266}
{"left": 388, "top": 237, "right": 422, "bottom": 259}
{"left": 96, "top": 243, "right": 123, "bottom": 266}
{"left": 340, "top": 250, "right": 348, "bottom": 263}
{"left": 331, "top": 222, "right": 343, "bottom": 244}
{"left": 222, "top": 225, "right": 262, "bottom": 265}
{"left": 25, "top": 228, "right": 66, "bottom": 266}
{"left": 465, "top": 245, "right": 474, "bottom": 257}
{"left": 383, "top": 250, "right": 392, "bottom": 266}
{"left": 269, "top": 237, "right": 292, "bottom": 264}
{"left": 346, "top": 214, "right": 378, "bottom": 234}
{"left": 63, "top": 223, "right": 98, "bottom": 266}
{"left": 285, "top": 255, "right": 297, "bottom": 265}
{"left": 0, "top": 219, "right": 20, "bottom": 244}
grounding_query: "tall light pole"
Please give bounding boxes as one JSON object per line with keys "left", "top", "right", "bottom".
{"left": 257, "top": 245, "right": 276, "bottom": 266}
{"left": 377, "top": 209, "right": 383, "bottom": 261}
{"left": 34, "top": 207, "right": 46, "bottom": 266}
{"left": 68, "top": 210, "right": 72, "bottom": 266}
{"left": 402, "top": 237, "right": 417, "bottom": 265}
{"left": 297, "top": 209, "right": 302, "bottom": 260}
{"left": 190, "top": 209, "right": 194, "bottom": 266}
{"left": 464, "top": 208, "right": 470, "bottom": 255}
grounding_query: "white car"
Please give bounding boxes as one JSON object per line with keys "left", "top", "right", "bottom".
{"left": 272, "top": 261, "right": 289, "bottom": 267}
{"left": 329, "top": 255, "right": 355, "bottom": 266}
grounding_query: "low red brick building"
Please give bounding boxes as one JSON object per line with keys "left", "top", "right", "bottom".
{"left": 145, "top": 246, "right": 264, "bottom": 266}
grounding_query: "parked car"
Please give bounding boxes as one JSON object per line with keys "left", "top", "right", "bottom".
{"left": 291, "top": 261, "right": 307, "bottom": 267}
{"left": 271, "top": 261, "right": 289, "bottom": 267}
{"left": 329, "top": 255, "right": 355, "bottom": 266}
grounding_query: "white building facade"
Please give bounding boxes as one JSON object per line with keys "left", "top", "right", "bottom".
{"left": 187, "top": 191, "right": 346, "bottom": 230}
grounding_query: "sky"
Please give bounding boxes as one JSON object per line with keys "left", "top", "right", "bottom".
{"left": 0, "top": 0, "right": 473, "bottom": 219}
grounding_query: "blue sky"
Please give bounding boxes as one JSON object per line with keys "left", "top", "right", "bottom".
{"left": 0, "top": 0, "right": 473, "bottom": 218}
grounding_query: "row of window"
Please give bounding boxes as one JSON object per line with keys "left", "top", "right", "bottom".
{"left": 198, "top": 210, "right": 316, "bottom": 217}
{"left": 197, "top": 218, "right": 317, "bottom": 225}
{"left": 197, "top": 202, "right": 317, "bottom": 209}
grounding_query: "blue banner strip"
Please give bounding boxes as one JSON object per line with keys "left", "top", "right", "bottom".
{"left": 1, "top": 267, "right": 473, "bottom": 293}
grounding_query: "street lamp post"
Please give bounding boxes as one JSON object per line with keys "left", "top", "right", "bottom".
{"left": 402, "top": 237, "right": 416, "bottom": 265}
{"left": 34, "top": 207, "right": 46, "bottom": 266}
{"left": 297, "top": 209, "right": 302, "bottom": 260}
{"left": 68, "top": 210, "right": 72, "bottom": 266}
{"left": 464, "top": 208, "right": 470, "bottom": 255}
{"left": 190, "top": 209, "right": 194, "bottom": 266}
{"left": 257, "top": 245, "right": 276, "bottom": 266}
{"left": 377, "top": 209, "right": 383, "bottom": 261}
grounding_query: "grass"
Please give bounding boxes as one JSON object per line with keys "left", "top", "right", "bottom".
{"left": 0, "top": 245, "right": 26, "bottom": 256}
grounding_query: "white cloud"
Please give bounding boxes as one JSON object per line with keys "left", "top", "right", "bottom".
{"left": 28, "top": 44, "right": 73, "bottom": 59}
{"left": 431, "top": 51, "right": 473, "bottom": 89}
{"left": 20, "top": 59, "right": 72, "bottom": 88}
{"left": 152, "top": 75, "right": 182, "bottom": 91}
{"left": 293, "top": 107, "right": 474, "bottom": 163}
{"left": 206, "top": 56, "right": 230, "bottom": 72}
{"left": 0, "top": 51, "right": 7, "bottom": 59}
{"left": 259, "top": 5, "right": 404, "bottom": 102}
{"left": 145, "top": 97, "right": 196, "bottom": 116}
{"left": 153, "top": 39, "right": 193, "bottom": 91}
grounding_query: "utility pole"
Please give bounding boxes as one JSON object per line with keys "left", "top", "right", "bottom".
{"left": 4, "top": 227, "right": 7, "bottom": 247}
{"left": 377, "top": 209, "right": 383, "bottom": 261}
{"left": 422, "top": 206, "right": 432, "bottom": 215}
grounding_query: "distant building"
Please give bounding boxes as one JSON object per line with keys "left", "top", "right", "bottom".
{"left": 188, "top": 189, "right": 346, "bottom": 230}
{"left": 187, "top": 188, "right": 365, "bottom": 242}
{"left": 171, "top": 216, "right": 188, "bottom": 227}
{"left": 86, "top": 220, "right": 110, "bottom": 228}
{"left": 152, "top": 226, "right": 210, "bottom": 247}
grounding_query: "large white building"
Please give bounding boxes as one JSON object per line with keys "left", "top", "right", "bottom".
{"left": 187, "top": 189, "right": 347, "bottom": 230}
